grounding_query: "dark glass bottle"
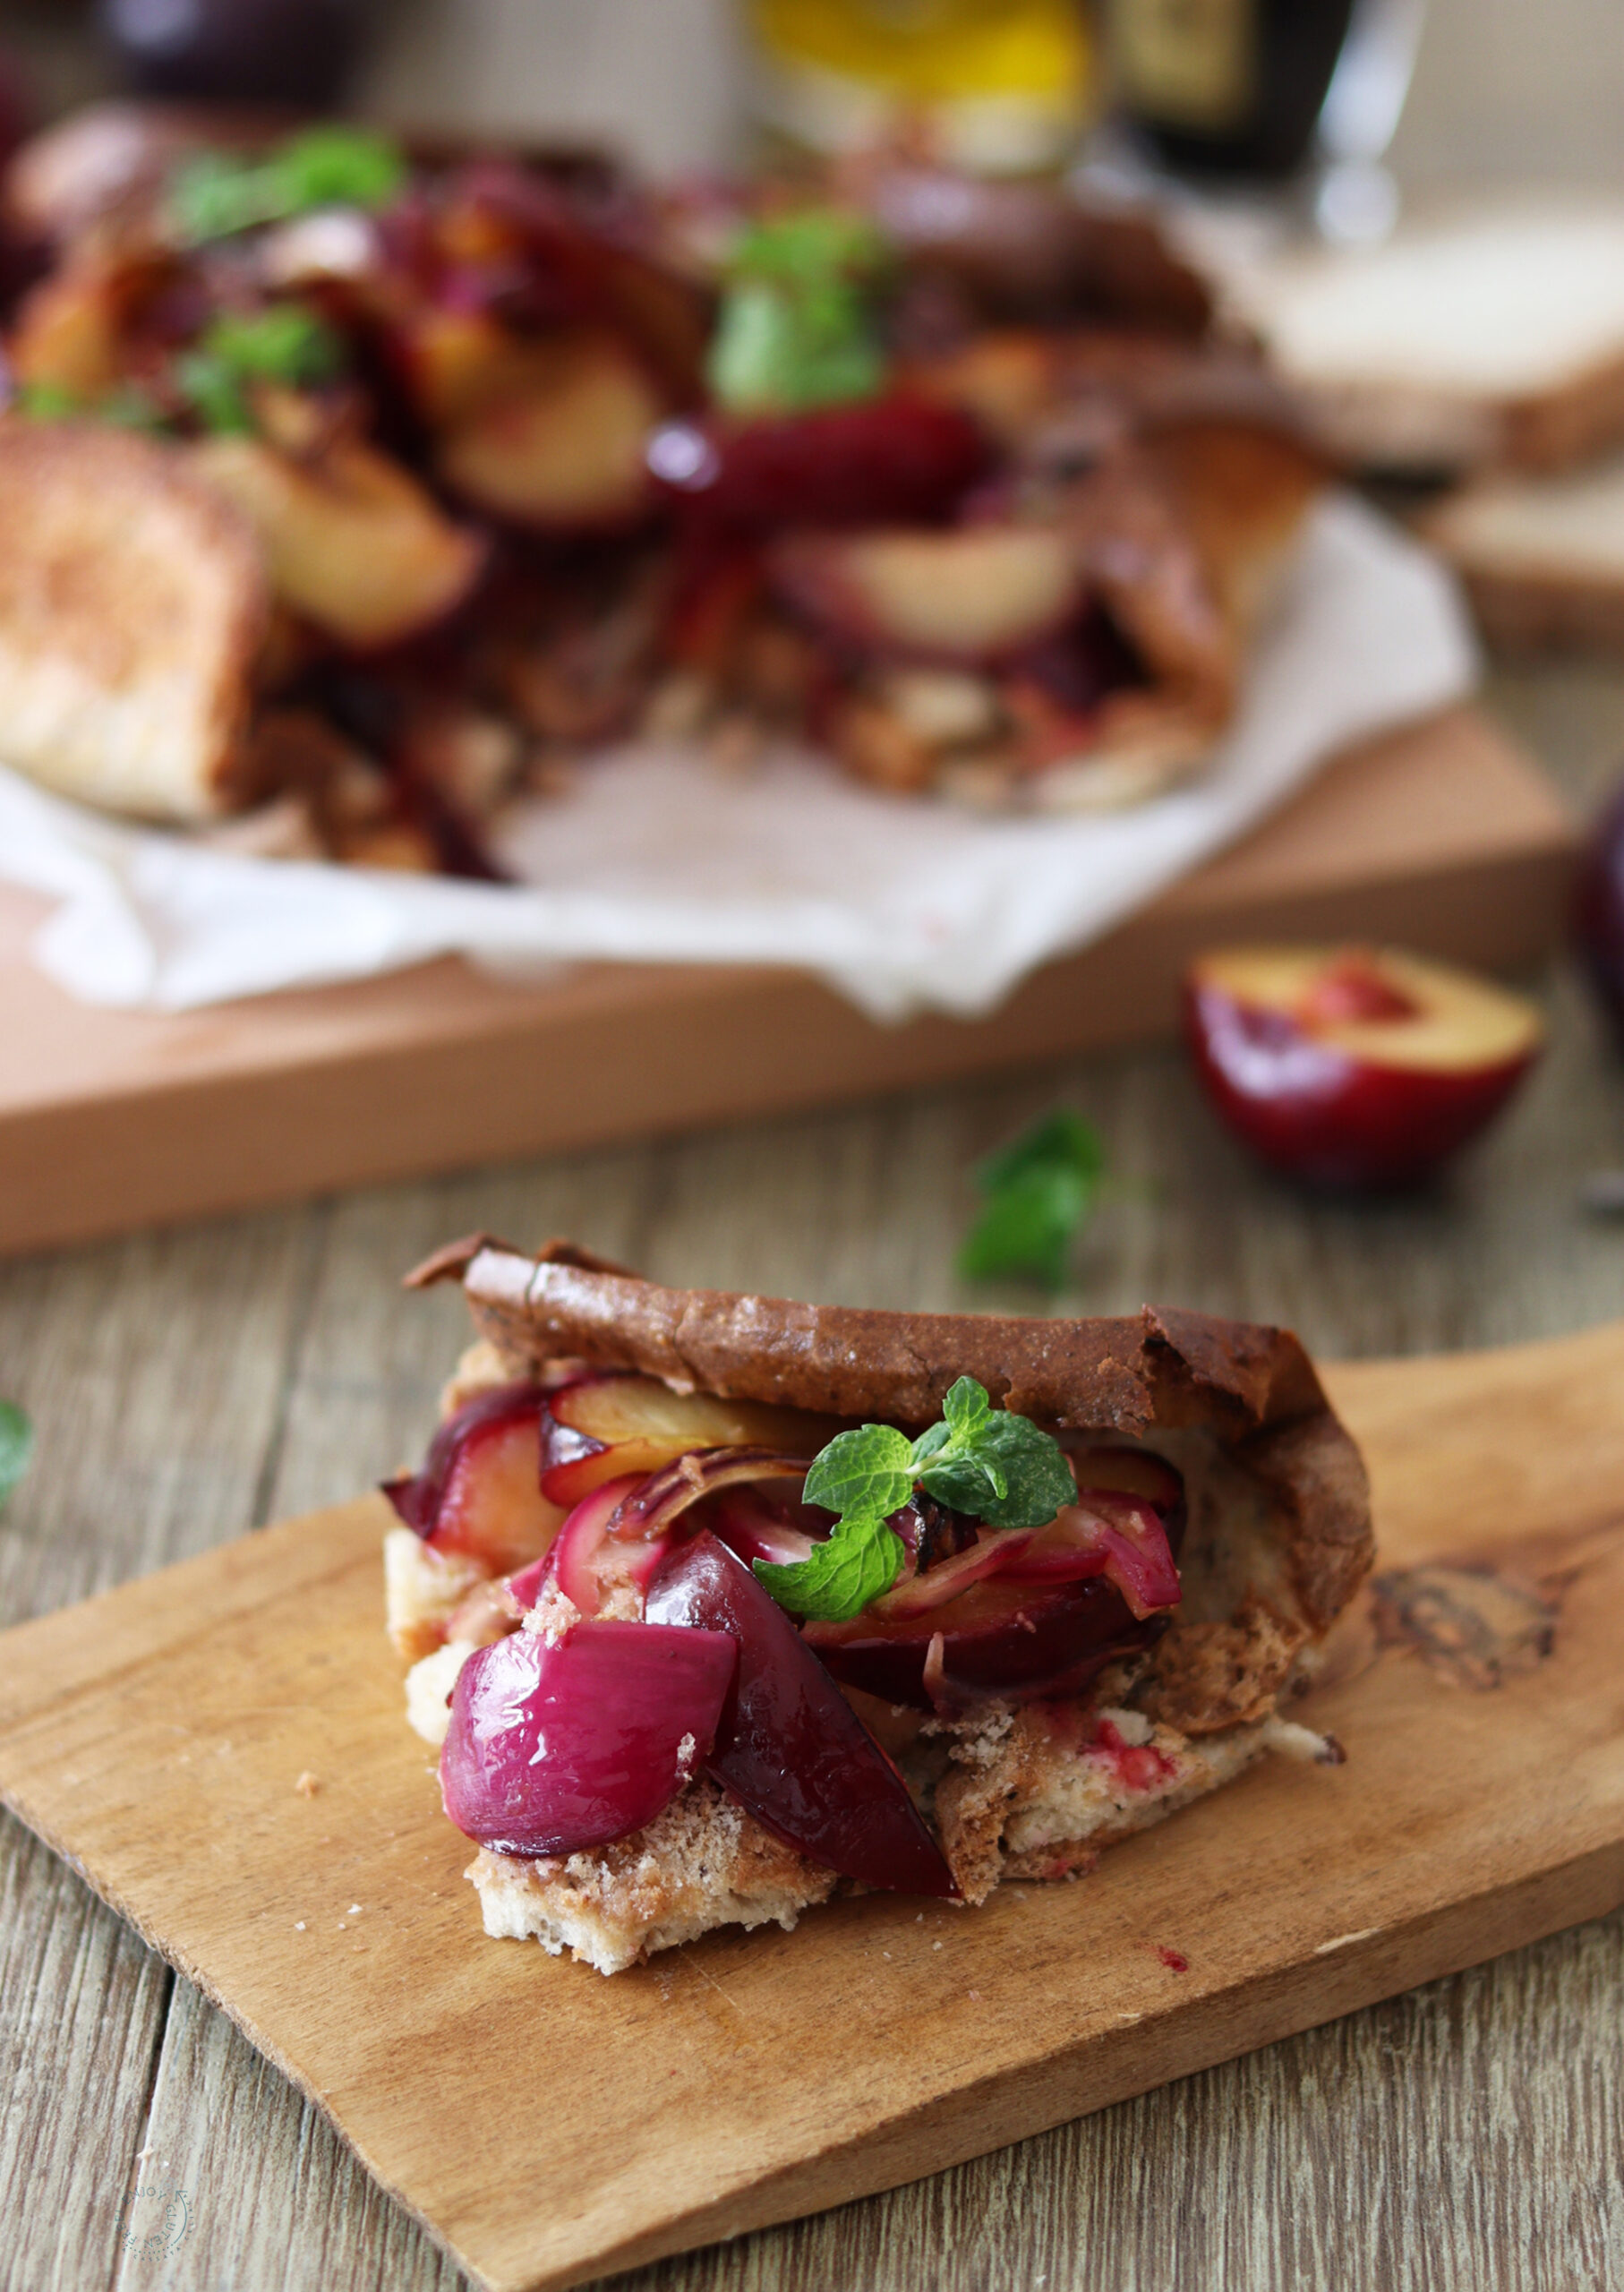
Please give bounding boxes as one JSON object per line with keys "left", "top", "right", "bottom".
{"left": 100, "top": 0, "right": 369, "bottom": 110}
{"left": 1107, "top": 0, "right": 1356, "bottom": 180}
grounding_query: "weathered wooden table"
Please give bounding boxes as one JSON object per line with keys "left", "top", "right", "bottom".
{"left": 2, "top": 661, "right": 1621, "bottom": 2292}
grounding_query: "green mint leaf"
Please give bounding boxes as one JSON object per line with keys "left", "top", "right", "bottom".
{"left": 171, "top": 126, "right": 405, "bottom": 244}
{"left": 753, "top": 1509, "right": 904, "bottom": 1621}
{"left": 755, "top": 1373, "right": 1076, "bottom": 1625}
{"left": 14, "top": 380, "right": 81, "bottom": 420}
{"left": 915, "top": 1452, "right": 999, "bottom": 1517}
{"left": 707, "top": 206, "right": 889, "bottom": 415}
{"left": 0, "top": 1400, "right": 34, "bottom": 1514}
{"left": 956, "top": 1409, "right": 1075, "bottom": 1528}
{"left": 939, "top": 1374, "right": 990, "bottom": 1441}
{"left": 801, "top": 1422, "right": 913, "bottom": 1524}
{"left": 201, "top": 304, "right": 344, "bottom": 387}
{"left": 913, "top": 1374, "right": 1071, "bottom": 1528}
{"left": 170, "top": 151, "right": 277, "bottom": 243}
{"left": 270, "top": 125, "right": 406, "bottom": 214}
{"left": 174, "top": 351, "right": 253, "bottom": 435}
{"left": 959, "top": 1109, "right": 1107, "bottom": 1287}
{"left": 979, "top": 1109, "right": 1104, "bottom": 1195}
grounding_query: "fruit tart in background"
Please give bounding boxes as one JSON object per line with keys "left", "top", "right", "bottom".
{"left": 0, "top": 104, "right": 1324, "bottom": 873}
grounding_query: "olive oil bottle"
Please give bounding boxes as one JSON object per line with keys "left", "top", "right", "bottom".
{"left": 746, "top": 0, "right": 1099, "bottom": 174}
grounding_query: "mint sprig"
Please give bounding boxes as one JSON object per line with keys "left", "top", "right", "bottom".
{"left": 169, "top": 125, "right": 406, "bottom": 245}
{"left": 0, "top": 1399, "right": 34, "bottom": 1514}
{"left": 175, "top": 303, "right": 345, "bottom": 434}
{"left": 753, "top": 1376, "right": 1074, "bottom": 1621}
{"left": 707, "top": 208, "right": 890, "bottom": 416}
{"left": 959, "top": 1109, "right": 1106, "bottom": 1289}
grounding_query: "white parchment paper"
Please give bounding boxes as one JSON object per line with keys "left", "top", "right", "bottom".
{"left": 0, "top": 492, "right": 1475, "bottom": 1020}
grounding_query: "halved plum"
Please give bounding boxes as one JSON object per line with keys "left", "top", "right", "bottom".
{"left": 440, "top": 1619, "right": 738, "bottom": 1858}
{"left": 190, "top": 432, "right": 487, "bottom": 651}
{"left": 383, "top": 1383, "right": 565, "bottom": 1576}
{"left": 646, "top": 1534, "right": 958, "bottom": 1898}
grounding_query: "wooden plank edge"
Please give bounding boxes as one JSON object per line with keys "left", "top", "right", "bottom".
{"left": 0, "top": 836, "right": 1577, "bottom": 1258}
{"left": 541, "top": 1840, "right": 1624, "bottom": 2292}
{"left": 0, "top": 1742, "right": 1615, "bottom": 2292}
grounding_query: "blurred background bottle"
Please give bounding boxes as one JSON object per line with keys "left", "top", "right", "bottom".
{"left": 746, "top": 0, "right": 1098, "bottom": 174}
{"left": 1105, "top": 0, "right": 1354, "bottom": 178}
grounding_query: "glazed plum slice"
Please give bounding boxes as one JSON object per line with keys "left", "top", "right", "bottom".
{"left": 440, "top": 1620, "right": 737, "bottom": 1857}
{"left": 646, "top": 1533, "right": 958, "bottom": 1898}
{"left": 805, "top": 1573, "right": 1154, "bottom": 1708}
{"left": 541, "top": 1372, "right": 832, "bottom": 1506}
{"left": 646, "top": 394, "right": 990, "bottom": 535}
{"left": 384, "top": 1382, "right": 565, "bottom": 1575}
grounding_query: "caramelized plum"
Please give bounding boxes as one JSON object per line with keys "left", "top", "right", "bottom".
{"left": 808, "top": 1446, "right": 1185, "bottom": 1707}
{"left": 772, "top": 525, "right": 1081, "bottom": 664}
{"left": 440, "top": 1620, "right": 737, "bottom": 1857}
{"left": 435, "top": 329, "right": 664, "bottom": 531}
{"left": 541, "top": 1373, "right": 830, "bottom": 1506}
{"left": 646, "top": 1534, "right": 957, "bottom": 1897}
{"left": 805, "top": 1572, "right": 1154, "bottom": 1708}
{"left": 189, "top": 433, "right": 486, "bottom": 651}
{"left": 383, "top": 1383, "right": 565, "bottom": 1575}
{"left": 646, "top": 394, "right": 989, "bottom": 534}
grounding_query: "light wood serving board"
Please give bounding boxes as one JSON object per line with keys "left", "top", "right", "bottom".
{"left": 1, "top": 1321, "right": 1622, "bottom": 2290}
{"left": 0, "top": 704, "right": 1576, "bottom": 1256}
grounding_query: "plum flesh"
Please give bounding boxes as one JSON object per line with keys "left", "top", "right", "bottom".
{"left": 647, "top": 1534, "right": 958, "bottom": 1897}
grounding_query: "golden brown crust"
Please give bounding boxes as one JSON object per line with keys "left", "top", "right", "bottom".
{"left": 423, "top": 1237, "right": 1374, "bottom": 1689}
{"left": 0, "top": 422, "right": 266, "bottom": 819}
{"left": 1136, "top": 1593, "right": 1300, "bottom": 1734}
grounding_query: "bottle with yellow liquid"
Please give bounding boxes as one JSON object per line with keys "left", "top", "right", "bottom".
{"left": 746, "top": 0, "right": 1098, "bottom": 175}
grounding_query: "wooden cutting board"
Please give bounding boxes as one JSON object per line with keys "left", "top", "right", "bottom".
{"left": 1, "top": 1319, "right": 1621, "bottom": 2291}
{"left": 0, "top": 704, "right": 1576, "bottom": 1256}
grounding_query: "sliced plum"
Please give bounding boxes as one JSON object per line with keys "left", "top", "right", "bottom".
{"left": 383, "top": 1382, "right": 565, "bottom": 1575}
{"left": 646, "top": 393, "right": 990, "bottom": 535}
{"left": 440, "top": 1620, "right": 737, "bottom": 1858}
{"left": 646, "top": 1533, "right": 958, "bottom": 1898}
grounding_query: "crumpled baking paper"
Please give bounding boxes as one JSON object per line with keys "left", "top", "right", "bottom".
{"left": 0, "top": 492, "right": 1475, "bottom": 1021}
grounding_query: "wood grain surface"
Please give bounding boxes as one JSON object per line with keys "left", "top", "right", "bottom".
{"left": 0, "top": 706, "right": 1576, "bottom": 1255}
{"left": 0, "top": 659, "right": 1621, "bottom": 2292}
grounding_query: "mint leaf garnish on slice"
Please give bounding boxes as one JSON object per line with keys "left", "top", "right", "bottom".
{"left": 175, "top": 302, "right": 346, "bottom": 432}
{"left": 920, "top": 1398, "right": 1075, "bottom": 1529}
{"left": 754, "top": 1375, "right": 1073, "bottom": 1621}
{"left": 0, "top": 1399, "right": 34, "bottom": 1514}
{"left": 801, "top": 1421, "right": 914, "bottom": 1524}
{"left": 754, "top": 1510, "right": 906, "bottom": 1621}
{"left": 170, "top": 125, "right": 406, "bottom": 245}
{"left": 958, "top": 1108, "right": 1106, "bottom": 1289}
{"left": 201, "top": 304, "right": 344, "bottom": 386}
{"left": 707, "top": 208, "right": 890, "bottom": 415}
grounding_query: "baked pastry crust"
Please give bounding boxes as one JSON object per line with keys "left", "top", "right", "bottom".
{"left": 0, "top": 423, "right": 266, "bottom": 820}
